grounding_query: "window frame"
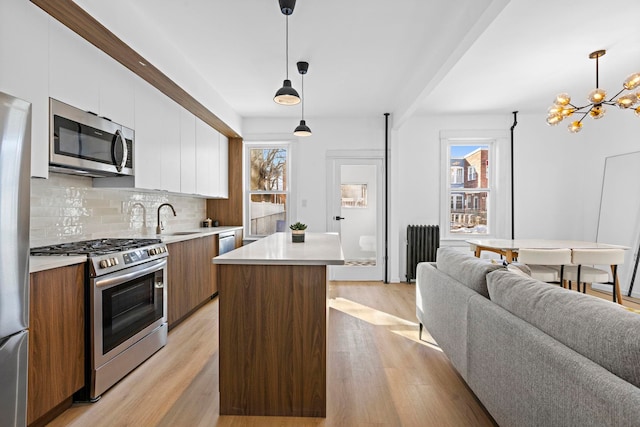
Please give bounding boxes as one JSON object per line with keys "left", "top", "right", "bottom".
{"left": 440, "top": 130, "right": 509, "bottom": 241}
{"left": 244, "top": 142, "right": 291, "bottom": 239}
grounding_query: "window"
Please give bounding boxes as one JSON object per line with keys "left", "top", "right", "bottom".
{"left": 450, "top": 194, "right": 463, "bottom": 210}
{"left": 341, "top": 184, "right": 368, "bottom": 208}
{"left": 467, "top": 166, "right": 477, "bottom": 181}
{"left": 445, "top": 143, "right": 492, "bottom": 236}
{"left": 245, "top": 144, "right": 289, "bottom": 237}
{"left": 451, "top": 165, "right": 464, "bottom": 184}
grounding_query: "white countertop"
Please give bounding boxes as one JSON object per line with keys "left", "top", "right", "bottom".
{"left": 212, "top": 232, "right": 345, "bottom": 266}
{"left": 158, "top": 226, "right": 242, "bottom": 244}
{"left": 29, "top": 226, "right": 242, "bottom": 273}
{"left": 30, "top": 255, "right": 87, "bottom": 273}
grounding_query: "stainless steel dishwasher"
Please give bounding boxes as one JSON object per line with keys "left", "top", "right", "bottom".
{"left": 218, "top": 232, "right": 236, "bottom": 255}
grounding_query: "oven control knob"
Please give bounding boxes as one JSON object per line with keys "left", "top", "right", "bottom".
{"left": 148, "top": 248, "right": 157, "bottom": 255}
{"left": 111, "top": 257, "right": 119, "bottom": 265}
{"left": 100, "top": 259, "right": 110, "bottom": 268}
{"left": 159, "top": 247, "right": 166, "bottom": 253}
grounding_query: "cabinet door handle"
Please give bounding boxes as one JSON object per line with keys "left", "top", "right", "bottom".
{"left": 334, "top": 216, "right": 345, "bottom": 221}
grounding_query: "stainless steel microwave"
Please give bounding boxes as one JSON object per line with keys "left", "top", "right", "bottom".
{"left": 49, "top": 98, "right": 134, "bottom": 177}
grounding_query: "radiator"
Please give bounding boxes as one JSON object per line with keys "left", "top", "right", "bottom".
{"left": 406, "top": 225, "right": 439, "bottom": 282}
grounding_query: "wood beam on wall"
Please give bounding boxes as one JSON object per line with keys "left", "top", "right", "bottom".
{"left": 30, "top": 0, "right": 240, "bottom": 139}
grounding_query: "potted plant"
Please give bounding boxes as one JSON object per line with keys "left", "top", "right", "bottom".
{"left": 289, "top": 221, "right": 307, "bottom": 243}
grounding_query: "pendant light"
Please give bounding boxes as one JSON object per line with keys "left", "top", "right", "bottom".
{"left": 294, "top": 61, "right": 312, "bottom": 136}
{"left": 274, "top": 0, "right": 300, "bottom": 105}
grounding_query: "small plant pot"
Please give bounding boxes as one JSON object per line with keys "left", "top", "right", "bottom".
{"left": 291, "top": 230, "right": 305, "bottom": 243}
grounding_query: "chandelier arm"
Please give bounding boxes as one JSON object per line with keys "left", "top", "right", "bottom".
{"left": 607, "top": 88, "right": 626, "bottom": 103}
{"left": 572, "top": 103, "right": 593, "bottom": 111}
{"left": 577, "top": 111, "right": 589, "bottom": 124}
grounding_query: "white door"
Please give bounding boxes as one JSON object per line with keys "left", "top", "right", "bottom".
{"left": 327, "top": 155, "right": 384, "bottom": 281}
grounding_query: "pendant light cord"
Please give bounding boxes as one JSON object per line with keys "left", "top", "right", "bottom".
{"left": 595, "top": 54, "right": 599, "bottom": 88}
{"left": 301, "top": 75, "right": 305, "bottom": 118}
{"left": 285, "top": 15, "right": 289, "bottom": 79}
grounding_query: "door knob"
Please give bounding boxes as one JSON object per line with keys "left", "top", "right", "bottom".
{"left": 334, "top": 216, "right": 345, "bottom": 220}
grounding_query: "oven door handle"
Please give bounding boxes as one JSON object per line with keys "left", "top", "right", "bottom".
{"left": 94, "top": 259, "right": 167, "bottom": 290}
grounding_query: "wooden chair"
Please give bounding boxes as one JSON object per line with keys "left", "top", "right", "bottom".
{"left": 563, "top": 248, "right": 625, "bottom": 303}
{"left": 516, "top": 248, "right": 572, "bottom": 284}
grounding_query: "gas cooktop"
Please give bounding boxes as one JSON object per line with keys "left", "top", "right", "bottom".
{"left": 30, "top": 238, "right": 162, "bottom": 257}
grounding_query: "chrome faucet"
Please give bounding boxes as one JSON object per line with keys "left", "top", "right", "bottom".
{"left": 156, "top": 203, "right": 176, "bottom": 234}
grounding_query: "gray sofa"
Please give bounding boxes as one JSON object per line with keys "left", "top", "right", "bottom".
{"left": 416, "top": 247, "right": 640, "bottom": 427}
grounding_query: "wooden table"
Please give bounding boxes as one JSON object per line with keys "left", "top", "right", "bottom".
{"left": 467, "top": 239, "right": 628, "bottom": 303}
{"left": 212, "top": 232, "right": 344, "bottom": 417}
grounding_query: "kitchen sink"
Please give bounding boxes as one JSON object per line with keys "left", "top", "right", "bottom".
{"left": 164, "top": 231, "right": 201, "bottom": 236}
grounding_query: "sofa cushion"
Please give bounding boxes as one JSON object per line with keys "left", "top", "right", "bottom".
{"left": 487, "top": 269, "right": 640, "bottom": 388}
{"left": 436, "top": 247, "right": 504, "bottom": 298}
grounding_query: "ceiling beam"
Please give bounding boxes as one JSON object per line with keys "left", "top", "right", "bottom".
{"left": 30, "top": 0, "right": 241, "bottom": 138}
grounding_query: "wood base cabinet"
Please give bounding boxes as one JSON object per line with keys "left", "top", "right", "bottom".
{"left": 28, "top": 264, "right": 85, "bottom": 427}
{"left": 219, "top": 264, "right": 328, "bottom": 417}
{"left": 167, "top": 235, "right": 217, "bottom": 328}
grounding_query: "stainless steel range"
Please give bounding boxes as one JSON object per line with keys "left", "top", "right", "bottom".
{"left": 31, "top": 238, "right": 168, "bottom": 401}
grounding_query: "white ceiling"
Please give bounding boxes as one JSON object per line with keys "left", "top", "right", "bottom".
{"left": 75, "top": 0, "right": 640, "bottom": 125}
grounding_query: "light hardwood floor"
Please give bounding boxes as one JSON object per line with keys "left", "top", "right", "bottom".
{"left": 47, "top": 282, "right": 497, "bottom": 427}
{"left": 47, "top": 281, "right": 638, "bottom": 427}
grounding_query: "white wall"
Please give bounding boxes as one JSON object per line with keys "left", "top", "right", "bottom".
{"left": 243, "top": 117, "right": 386, "bottom": 235}
{"left": 246, "top": 110, "right": 639, "bottom": 283}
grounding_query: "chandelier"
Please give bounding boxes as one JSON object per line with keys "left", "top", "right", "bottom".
{"left": 546, "top": 50, "right": 640, "bottom": 133}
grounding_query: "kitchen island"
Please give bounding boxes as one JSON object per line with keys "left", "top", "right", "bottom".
{"left": 212, "top": 232, "right": 344, "bottom": 417}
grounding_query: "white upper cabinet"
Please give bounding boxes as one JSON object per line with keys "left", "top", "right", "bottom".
{"left": 195, "top": 119, "right": 220, "bottom": 197}
{"left": 0, "top": 0, "right": 50, "bottom": 178}
{"left": 133, "top": 78, "right": 181, "bottom": 193}
{"left": 219, "top": 134, "right": 229, "bottom": 198}
{"left": 96, "top": 51, "right": 135, "bottom": 129}
{"left": 180, "top": 108, "right": 197, "bottom": 195}
{"left": 2, "top": 2, "right": 231, "bottom": 194}
{"left": 49, "top": 18, "right": 100, "bottom": 115}
{"left": 133, "top": 79, "right": 163, "bottom": 191}
{"left": 160, "top": 101, "right": 181, "bottom": 194}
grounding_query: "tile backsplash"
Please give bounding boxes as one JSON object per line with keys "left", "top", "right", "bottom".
{"left": 30, "top": 173, "right": 207, "bottom": 247}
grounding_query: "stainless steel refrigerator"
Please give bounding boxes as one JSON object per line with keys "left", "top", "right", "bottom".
{"left": 0, "top": 91, "right": 31, "bottom": 427}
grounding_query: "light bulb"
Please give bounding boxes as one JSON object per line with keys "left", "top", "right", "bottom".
{"left": 616, "top": 93, "right": 638, "bottom": 109}
{"left": 635, "top": 106, "right": 640, "bottom": 117}
{"left": 568, "top": 121, "right": 583, "bottom": 133}
{"left": 589, "top": 104, "right": 606, "bottom": 119}
{"left": 546, "top": 113, "right": 563, "bottom": 126}
{"left": 555, "top": 93, "right": 571, "bottom": 106}
{"left": 623, "top": 72, "right": 640, "bottom": 90}
{"left": 561, "top": 107, "right": 575, "bottom": 117}
{"left": 588, "top": 88, "right": 607, "bottom": 103}
{"left": 548, "top": 104, "right": 563, "bottom": 114}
